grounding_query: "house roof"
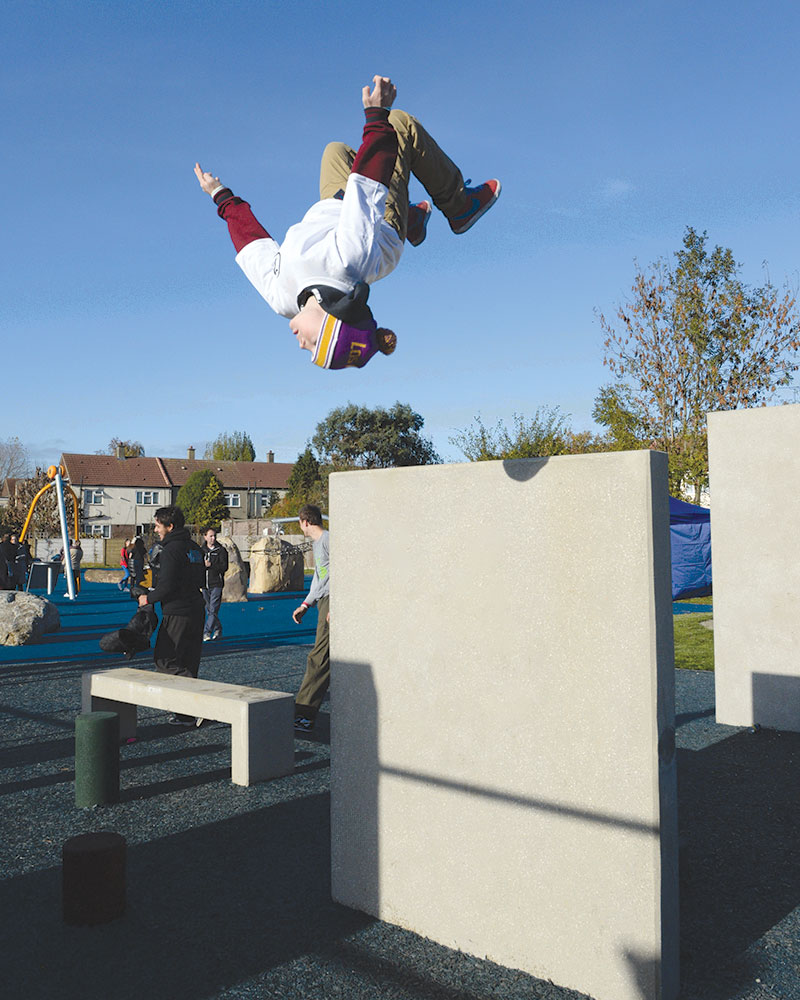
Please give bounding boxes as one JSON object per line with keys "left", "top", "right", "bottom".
{"left": 62, "top": 455, "right": 169, "bottom": 488}
{"left": 61, "top": 454, "right": 293, "bottom": 490}
{"left": 0, "top": 478, "right": 19, "bottom": 499}
{"left": 160, "top": 458, "right": 293, "bottom": 490}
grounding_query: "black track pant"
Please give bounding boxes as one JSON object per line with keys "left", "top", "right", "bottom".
{"left": 154, "top": 610, "right": 204, "bottom": 678}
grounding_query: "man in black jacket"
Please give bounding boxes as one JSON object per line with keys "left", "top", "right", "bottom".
{"left": 200, "top": 526, "right": 229, "bottom": 641}
{"left": 138, "top": 505, "right": 205, "bottom": 726}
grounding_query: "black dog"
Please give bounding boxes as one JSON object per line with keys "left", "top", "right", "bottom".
{"left": 99, "top": 585, "right": 158, "bottom": 659}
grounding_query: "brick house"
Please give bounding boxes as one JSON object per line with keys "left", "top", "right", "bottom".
{"left": 62, "top": 447, "right": 293, "bottom": 538}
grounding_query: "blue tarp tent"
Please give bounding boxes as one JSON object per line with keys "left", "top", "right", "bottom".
{"left": 669, "top": 496, "right": 711, "bottom": 600}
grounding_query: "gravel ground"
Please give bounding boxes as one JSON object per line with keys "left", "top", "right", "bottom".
{"left": 0, "top": 597, "right": 798, "bottom": 1000}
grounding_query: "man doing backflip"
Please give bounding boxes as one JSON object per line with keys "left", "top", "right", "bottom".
{"left": 194, "top": 75, "right": 500, "bottom": 371}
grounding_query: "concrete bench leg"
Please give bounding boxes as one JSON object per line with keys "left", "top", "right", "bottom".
{"left": 92, "top": 698, "right": 137, "bottom": 740}
{"left": 231, "top": 695, "right": 294, "bottom": 786}
{"left": 81, "top": 672, "right": 138, "bottom": 739}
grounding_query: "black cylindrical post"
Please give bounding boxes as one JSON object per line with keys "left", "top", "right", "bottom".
{"left": 75, "top": 711, "right": 120, "bottom": 807}
{"left": 62, "top": 831, "right": 126, "bottom": 925}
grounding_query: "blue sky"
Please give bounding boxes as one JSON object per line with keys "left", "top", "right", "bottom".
{"left": 4, "top": 0, "right": 799, "bottom": 469}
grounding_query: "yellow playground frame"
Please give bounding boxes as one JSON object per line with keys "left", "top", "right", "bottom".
{"left": 19, "top": 464, "right": 80, "bottom": 543}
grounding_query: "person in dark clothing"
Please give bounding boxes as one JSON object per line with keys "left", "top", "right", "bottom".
{"left": 137, "top": 505, "right": 205, "bottom": 727}
{"left": 148, "top": 540, "right": 163, "bottom": 588}
{"left": 200, "top": 527, "right": 229, "bottom": 641}
{"left": 12, "top": 535, "right": 31, "bottom": 591}
{"left": 130, "top": 536, "right": 147, "bottom": 586}
{"left": 0, "top": 533, "right": 17, "bottom": 590}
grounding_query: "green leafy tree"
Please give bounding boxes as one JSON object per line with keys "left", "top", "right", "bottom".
{"left": 176, "top": 469, "right": 220, "bottom": 526}
{"left": 99, "top": 438, "right": 145, "bottom": 457}
{"left": 591, "top": 384, "right": 650, "bottom": 452}
{"left": 312, "top": 402, "right": 441, "bottom": 469}
{"left": 451, "top": 407, "right": 602, "bottom": 461}
{"left": 268, "top": 448, "right": 326, "bottom": 519}
{"left": 286, "top": 447, "right": 320, "bottom": 496}
{"left": 598, "top": 226, "right": 800, "bottom": 499}
{"left": 204, "top": 431, "right": 256, "bottom": 462}
{"left": 194, "top": 476, "right": 229, "bottom": 532}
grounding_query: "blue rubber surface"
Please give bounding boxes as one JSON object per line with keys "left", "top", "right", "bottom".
{"left": 0, "top": 579, "right": 318, "bottom": 665}
{"left": 673, "top": 601, "right": 713, "bottom": 615}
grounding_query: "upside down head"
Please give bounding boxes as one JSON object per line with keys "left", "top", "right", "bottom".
{"left": 291, "top": 283, "right": 396, "bottom": 371}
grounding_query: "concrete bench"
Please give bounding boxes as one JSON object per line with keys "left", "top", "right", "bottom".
{"left": 82, "top": 667, "right": 294, "bottom": 786}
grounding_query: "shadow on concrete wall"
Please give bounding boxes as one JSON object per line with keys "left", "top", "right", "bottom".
{"left": 677, "top": 726, "right": 800, "bottom": 998}
{"left": 621, "top": 949, "right": 661, "bottom": 1000}
{"left": 333, "top": 661, "right": 679, "bottom": 1000}
{"left": 331, "top": 660, "right": 380, "bottom": 916}
{"left": 501, "top": 457, "right": 549, "bottom": 482}
{"left": 752, "top": 672, "right": 800, "bottom": 733}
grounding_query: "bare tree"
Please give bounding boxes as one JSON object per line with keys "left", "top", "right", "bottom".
{"left": 97, "top": 438, "right": 145, "bottom": 458}
{"left": 0, "top": 436, "right": 30, "bottom": 481}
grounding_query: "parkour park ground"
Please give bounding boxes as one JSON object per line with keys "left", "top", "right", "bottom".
{"left": 0, "top": 582, "right": 797, "bottom": 1000}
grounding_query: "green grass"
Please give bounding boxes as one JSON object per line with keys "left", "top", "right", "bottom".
{"left": 673, "top": 612, "right": 715, "bottom": 671}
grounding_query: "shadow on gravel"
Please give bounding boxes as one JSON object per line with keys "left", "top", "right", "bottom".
{"left": 678, "top": 727, "right": 800, "bottom": 998}
{"left": 0, "top": 792, "right": 373, "bottom": 1000}
{"left": 0, "top": 789, "right": 592, "bottom": 1000}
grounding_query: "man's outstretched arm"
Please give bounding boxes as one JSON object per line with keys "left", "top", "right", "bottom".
{"left": 194, "top": 162, "right": 272, "bottom": 253}
{"left": 350, "top": 75, "right": 398, "bottom": 188}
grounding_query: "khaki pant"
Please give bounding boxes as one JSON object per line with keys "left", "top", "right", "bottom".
{"left": 318, "top": 110, "right": 466, "bottom": 243}
{"left": 295, "top": 594, "right": 330, "bottom": 717}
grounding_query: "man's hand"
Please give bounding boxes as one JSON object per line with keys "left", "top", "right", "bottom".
{"left": 137, "top": 594, "right": 149, "bottom": 608}
{"left": 194, "top": 162, "right": 223, "bottom": 196}
{"left": 362, "top": 75, "right": 396, "bottom": 110}
{"left": 292, "top": 604, "right": 307, "bottom": 624}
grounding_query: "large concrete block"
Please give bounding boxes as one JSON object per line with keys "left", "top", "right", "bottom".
{"left": 707, "top": 404, "right": 800, "bottom": 731}
{"left": 330, "top": 451, "right": 678, "bottom": 1000}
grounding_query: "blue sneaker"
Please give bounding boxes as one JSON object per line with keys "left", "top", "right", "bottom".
{"left": 406, "top": 200, "right": 432, "bottom": 247}
{"left": 449, "top": 179, "right": 501, "bottom": 234}
{"left": 294, "top": 715, "right": 314, "bottom": 734}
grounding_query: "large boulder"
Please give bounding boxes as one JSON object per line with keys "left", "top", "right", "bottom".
{"left": 0, "top": 592, "right": 61, "bottom": 645}
{"left": 219, "top": 536, "right": 248, "bottom": 603}
{"left": 248, "top": 537, "right": 305, "bottom": 594}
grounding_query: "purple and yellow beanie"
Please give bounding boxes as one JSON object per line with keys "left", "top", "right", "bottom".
{"left": 299, "top": 281, "right": 382, "bottom": 371}
{"left": 311, "top": 314, "right": 378, "bottom": 370}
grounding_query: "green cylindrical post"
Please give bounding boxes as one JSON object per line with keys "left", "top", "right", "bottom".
{"left": 75, "top": 711, "right": 120, "bottom": 807}
{"left": 62, "top": 831, "right": 126, "bottom": 925}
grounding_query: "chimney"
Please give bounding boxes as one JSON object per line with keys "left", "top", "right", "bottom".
{"left": 187, "top": 446, "right": 195, "bottom": 461}
{"left": 115, "top": 445, "right": 126, "bottom": 460}
{"left": 267, "top": 450, "right": 274, "bottom": 463}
